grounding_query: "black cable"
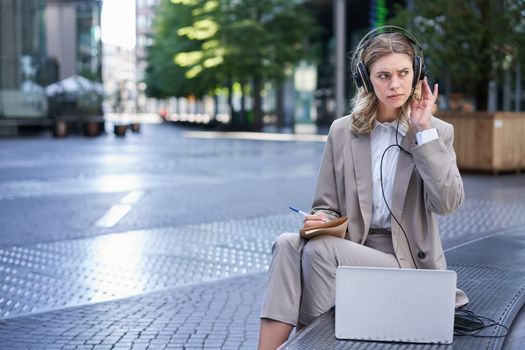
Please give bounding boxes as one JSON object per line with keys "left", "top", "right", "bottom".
{"left": 380, "top": 121, "right": 508, "bottom": 340}
{"left": 454, "top": 308, "right": 509, "bottom": 338}
{"left": 378, "top": 120, "right": 417, "bottom": 268}
{"left": 379, "top": 144, "right": 418, "bottom": 268}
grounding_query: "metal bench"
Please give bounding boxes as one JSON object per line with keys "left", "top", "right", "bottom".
{"left": 280, "top": 226, "right": 525, "bottom": 350}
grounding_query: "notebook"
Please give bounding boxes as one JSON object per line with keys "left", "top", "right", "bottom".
{"left": 335, "top": 266, "right": 456, "bottom": 344}
{"left": 299, "top": 216, "right": 348, "bottom": 239}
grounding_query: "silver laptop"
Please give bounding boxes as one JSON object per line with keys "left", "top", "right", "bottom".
{"left": 335, "top": 266, "right": 456, "bottom": 344}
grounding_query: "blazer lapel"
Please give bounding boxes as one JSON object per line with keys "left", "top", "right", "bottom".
{"left": 350, "top": 133, "right": 372, "bottom": 244}
{"left": 391, "top": 130, "right": 416, "bottom": 220}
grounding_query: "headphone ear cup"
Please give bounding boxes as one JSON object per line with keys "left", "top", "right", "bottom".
{"left": 412, "top": 55, "right": 425, "bottom": 88}
{"left": 356, "top": 62, "right": 374, "bottom": 93}
{"left": 354, "top": 71, "right": 363, "bottom": 89}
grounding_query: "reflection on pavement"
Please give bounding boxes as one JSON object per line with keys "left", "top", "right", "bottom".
{"left": 89, "top": 232, "right": 147, "bottom": 302}
{"left": 0, "top": 214, "right": 299, "bottom": 319}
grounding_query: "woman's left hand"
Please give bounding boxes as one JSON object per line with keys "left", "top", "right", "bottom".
{"left": 411, "top": 77, "right": 438, "bottom": 132}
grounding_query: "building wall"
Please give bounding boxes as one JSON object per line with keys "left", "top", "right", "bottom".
{"left": 0, "top": 0, "right": 23, "bottom": 90}
{"left": 102, "top": 45, "right": 136, "bottom": 113}
{"left": 76, "top": 1, "right": 102, "bottom": 81}
{"left": 46, "top": 1, "right": 77, "bottom": 80}
{"left": 45, "top": 0, "right": 102, "bottom": 81}
{"left": 135, "top": 0, "right": 160, "bottom": 113}
{"left": 0, "top": 0, "right": 48, "bottom": 120}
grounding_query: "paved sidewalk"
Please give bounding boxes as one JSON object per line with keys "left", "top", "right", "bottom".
{"left": 0, "top": 214, "right": 299, "bottom": 318}
{"left": 0, "top": 273, "right": 266, "bottom": 350}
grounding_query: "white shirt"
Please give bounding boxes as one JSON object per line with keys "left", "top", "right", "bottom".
{"left": 370, "top": 121, "right": 438, "bottom": 229}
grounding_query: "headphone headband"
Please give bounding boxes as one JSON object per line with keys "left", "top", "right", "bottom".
{"left": 355, "top": 25, "right": 423, "bottom": 56}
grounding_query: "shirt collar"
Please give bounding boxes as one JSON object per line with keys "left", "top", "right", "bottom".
{"left": 373, "top": 119, "right": 408, "bottom": 137}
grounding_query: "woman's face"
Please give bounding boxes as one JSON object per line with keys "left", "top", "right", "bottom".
{"left": 369, "top": 52, "right": 413, "bottom": 121}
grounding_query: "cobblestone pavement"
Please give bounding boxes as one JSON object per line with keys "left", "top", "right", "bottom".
{"left": 0, "top": 273, "right": 266, "bottom": 350}
{"left": 0, "top": 123, "right": 524, "bottom": 348}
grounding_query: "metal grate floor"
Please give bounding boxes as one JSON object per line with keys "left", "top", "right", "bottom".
{"left": 0, "top": 214, "right": 300, "bottom": 319}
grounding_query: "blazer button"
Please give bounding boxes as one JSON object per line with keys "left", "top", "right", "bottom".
{"left": 417, "top": 251, "right": 426, "bottom": 260}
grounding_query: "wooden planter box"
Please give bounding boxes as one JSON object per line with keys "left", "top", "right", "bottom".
{"left": 436, "top": 112, "right": 525, "bottom": 173}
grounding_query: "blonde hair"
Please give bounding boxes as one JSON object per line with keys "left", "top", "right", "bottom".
{"left": 350, "top": 32, "right": 422, "bottom": 134}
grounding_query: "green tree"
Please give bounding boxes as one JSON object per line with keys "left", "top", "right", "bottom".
{"left": 144, "top": 0, "right": 218, "bottom": 99}
{"left": 391, "top": 0, "right": 525, "bottom": 110}
{"left": 147, "top": 0, "right": 318, "bottom": 130}
{"left": 221, "top": 0, "right": 319, "bottom": 130}
{"left": 171, "top": 0, "right": 240, "bottom": 124}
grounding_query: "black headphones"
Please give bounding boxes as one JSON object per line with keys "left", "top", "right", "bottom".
{"left": 353, "top": 25, "right": 426, "bottom": 94}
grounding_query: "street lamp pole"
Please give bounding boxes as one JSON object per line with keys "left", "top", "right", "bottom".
{"left": 334, "top": 0, "right": 346, "bottom": 120}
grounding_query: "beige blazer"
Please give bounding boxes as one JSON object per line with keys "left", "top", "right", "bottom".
{"left": 311, "top": 115, "right": 469, "bottom": 307}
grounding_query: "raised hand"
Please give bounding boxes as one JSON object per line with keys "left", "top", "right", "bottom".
{"left": 411, "top": 77, "right": 438, "bottom": 132}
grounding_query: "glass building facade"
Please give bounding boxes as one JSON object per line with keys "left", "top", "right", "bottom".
{"left": 0, "top": 0, "right": 102, "bottom": 122}
{"left": 76, "top": 0, "right": 102, "bottom": 82}
{"left": 0, "top": 0, "right": 49, "bottom": 119}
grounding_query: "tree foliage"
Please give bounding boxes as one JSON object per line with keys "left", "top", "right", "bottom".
{"left": 144, "top": 0, "right": 218, "bottom": 99}
{"left": 144, "top": 0, "right": 319, "bottom": 128}
{"left": 391, "top": 0, "right": 525, "bottom": 110}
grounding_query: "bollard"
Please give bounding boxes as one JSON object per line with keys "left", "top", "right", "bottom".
{"left": 53, "top": 120, "right": 67, "bottom": 138}
{"left": 84, "top": 121, "right": 101, "bottom": 137}
{"left": 114, "top": 124, "right": 127, "bottom": 137}
{"left": 130, "top": 123, "right": 141, "bottom": 133}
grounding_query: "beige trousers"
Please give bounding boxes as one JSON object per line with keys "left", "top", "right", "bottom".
{"left": 260, "top": 231, "right": 400, "bottom": 327}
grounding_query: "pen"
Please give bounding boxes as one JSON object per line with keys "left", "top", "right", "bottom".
{"left": 289, "top": 206, "right": 310, "bottom": 217}
{"left": 289, "top": 206, "right": 327, "bottom": 222}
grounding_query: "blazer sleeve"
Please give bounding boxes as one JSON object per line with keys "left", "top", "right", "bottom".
{"left": 411, "top": 123, "right": 465, "bottom": 215}
{"left": 310, "top": 125, "right": 342, "bottom": 220}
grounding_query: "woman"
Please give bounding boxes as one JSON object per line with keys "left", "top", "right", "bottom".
{"left": 257, "top": 26, "right": 468, "bottom": 350}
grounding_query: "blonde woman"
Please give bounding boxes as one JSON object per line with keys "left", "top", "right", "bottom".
{"left": 257, "top": 26, "right": 468, "bottom": 350}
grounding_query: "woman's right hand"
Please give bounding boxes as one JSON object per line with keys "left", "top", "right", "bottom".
{"left": 302, "top": 214, "right": 327, "bottom": 229}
